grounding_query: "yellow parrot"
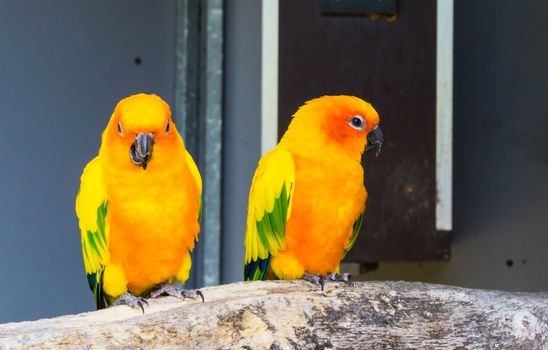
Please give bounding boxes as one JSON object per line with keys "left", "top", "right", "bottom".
{"left": 243, "top": 95, "right": 383, "bottom": 289}
{"left": 76, "top": 93, "right": 203, "bottom": 311}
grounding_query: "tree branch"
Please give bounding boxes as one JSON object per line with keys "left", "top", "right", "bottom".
{"left": 0, "top": 281, "right": 547, "bottom": 349}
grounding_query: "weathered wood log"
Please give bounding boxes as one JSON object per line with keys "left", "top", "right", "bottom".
{"left": 0, "top": 281, "right": 547, "bottom": 349}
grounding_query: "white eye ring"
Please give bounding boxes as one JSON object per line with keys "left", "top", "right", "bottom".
{"left": 348, "top": 115, "right": 365, "bottom": 131}
{"left": 117, "top": 121, "right": 124, "bottom": 136}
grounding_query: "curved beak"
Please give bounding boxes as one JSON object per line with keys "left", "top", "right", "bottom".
{"left": 366, "top": 126, "right": 384, "bottom": 157}
{"left": 130, "top": 133, "right": 155, "bottom": 170}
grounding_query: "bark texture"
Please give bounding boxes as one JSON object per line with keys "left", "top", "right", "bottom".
{"left": 0, "top": 281, "right": 547, "bottom": 349}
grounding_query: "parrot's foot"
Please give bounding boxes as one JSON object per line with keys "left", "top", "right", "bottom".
{"left": 303, "top": 272, "right": 327, "bottom": 290}
{"left": 303, "top": 272, "right": 353, "bottom": 291}
{"left": 326, "top": 272, "right": 352, "bottom": 284}
{"left": 149, "top": 283, "right": 205, "bottom": 303}
{"left": 112, "top": 292, "right": 149, "bottom": 313}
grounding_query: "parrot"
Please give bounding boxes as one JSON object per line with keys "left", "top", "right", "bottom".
{"left": 76, "top": 93, "right": 203, "bottom": 311}
{"left": 243, "top": 95, "right": 383, "bottom": 289}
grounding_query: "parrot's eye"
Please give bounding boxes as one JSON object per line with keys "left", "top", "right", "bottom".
{"left": 164, "top": 121, "right": 170, "bottom": 134}
{"left": 349, "top": 115, "right": 365, "bottom": 131}
{"left": 117, "top": 121, "right": 124, "bottom": 136}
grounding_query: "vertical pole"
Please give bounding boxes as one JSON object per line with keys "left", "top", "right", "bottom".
{"left": 175, "top": 0, "right": 223, "bottom": 287}
{"left": 175, "top": 0, "right": 200, "bottom": 154}
{"left": 436, "top": 0, "right": 453, "bottom": 231}
{"left": 261, "top": 0, "right": 279, "bottom": 155}
{"left": 200, "top": 0, "right": 223, "bottom": 286}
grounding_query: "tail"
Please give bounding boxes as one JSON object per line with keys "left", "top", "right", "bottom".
{"left": 87, "top": 269, "right": 109, "bottom": 309}
{"left": 244, "top": 256, "right": 271, "bottom": 281}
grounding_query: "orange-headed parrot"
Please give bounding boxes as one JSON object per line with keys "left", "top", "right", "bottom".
{"left": 243, "top": 95, "right": 383, "bottom": 289}
{"left": 76, "top": 94, "right": 203, "bottom": 311}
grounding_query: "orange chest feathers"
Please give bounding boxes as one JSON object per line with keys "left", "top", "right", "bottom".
{"left": 285, "top": 154, "right": 366, "bottom": 272}
{"left": 104, "top": 165, "right": 199, "bottom": 289}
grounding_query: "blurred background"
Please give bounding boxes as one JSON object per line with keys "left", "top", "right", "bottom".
{"left": 0, "top": 0, "right": 546, "bottom": 323}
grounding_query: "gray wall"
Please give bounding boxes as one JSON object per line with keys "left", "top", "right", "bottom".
{"left": 221, "top": 0, "right": 262, "bottom": 283}
{"left": 359, "top": 0, "right": 548, "bottom": 291}
{"left": 0, "top": 1, "right": 176, "bottom": 322}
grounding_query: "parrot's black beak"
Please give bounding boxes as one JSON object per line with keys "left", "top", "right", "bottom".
{"left": 366, "top": 126, "right": 384, "bottom": 157}
{"left": 130, "top": 133, "right": 155, "bottom": 170}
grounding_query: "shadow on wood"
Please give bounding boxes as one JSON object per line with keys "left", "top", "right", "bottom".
{"left": 0, "top": 281, "right": 546, "bottom": 349}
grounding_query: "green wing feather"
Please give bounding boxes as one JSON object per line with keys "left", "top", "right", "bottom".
{"left": 76, "top": 157, "right": 111, "bottom": 309}
{"left": 185, "top": 150, "right": 202, "bottom": 224}
{"left": 244, "top": 149, "right": 295, "bottom": 281}
{"left": 341, "top": 212, "right": 364, "bottom": 260}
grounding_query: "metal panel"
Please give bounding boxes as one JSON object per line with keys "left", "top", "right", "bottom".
{"left": 200, "top": 0, "right": 223, "bottom": 287}
{"left": 222, "top": 0, "right": 262, "bottom": 283}
{"left": 175, "top": 0, "right": 223, "bottom": 287}
{"left": 175, "top": 0, "right": 200, "bottom": 155}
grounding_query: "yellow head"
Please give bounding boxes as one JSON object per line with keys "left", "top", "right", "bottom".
{"left": 283, "top": 95, "right": 383, "bottom": 159}
{"left": 100, "top": 93, "right": 184, "bottom": 172}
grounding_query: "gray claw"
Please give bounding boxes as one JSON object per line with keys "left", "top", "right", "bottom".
{"left": 303, "top": 273, "right": 326, "bottom": 290}
{"left": 180, "top": 289, "right": 205, "bottom": 303}
{"left": 150, "top": 283, "right": 205, "bottom": 303}
{"left": 303, "top": 272, "right": 353, "bottom": 291}
{"left": 113, "top": 293, "right": 148, "bottom": 314}
{"left": 327, "top": 272, "right": 352, "bottom": 283}
{"left": 194, "top": 290, "right": 205, "bottom": 303}
{"left": 320, "top": 275, "right": 326, "bottom": 291}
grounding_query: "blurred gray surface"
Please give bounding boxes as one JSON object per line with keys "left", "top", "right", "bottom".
{"left": 359, "top": 0, "right": 548, "bottom": 291}
{"left": 0, "top": 1, "right": 176, "bottom": 322}
{"left": 221, "top": 0, "right": 262, "bottom": 284}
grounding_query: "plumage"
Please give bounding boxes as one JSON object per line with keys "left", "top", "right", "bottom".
{"left": 244, "top": 95, "right": 381, "bottom": 281}
{"left": 76, "top": 94, "right": 201, "bottom": 309}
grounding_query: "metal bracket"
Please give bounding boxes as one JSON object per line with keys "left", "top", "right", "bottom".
{"left": 320, "top": 0, "right": 398, "bottom": 18}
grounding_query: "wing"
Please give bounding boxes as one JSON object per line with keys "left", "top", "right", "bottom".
{"left": 185, "top": 150, "right": 202, "bottom": 224}
{"left": 244, "top": 149, "right": 295, "bottom": 281}
{"left": 75, "top": 157, "right": 110, "bottom": 309}
{"left": 341, "top": 212, "right": 364, "bottom": 260}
